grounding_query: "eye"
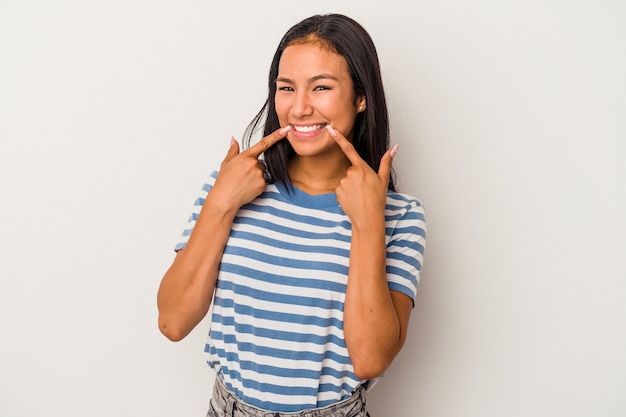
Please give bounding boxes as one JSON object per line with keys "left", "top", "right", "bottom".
{"left": 277, "top": 85, "right": 294, "bottom": 92}
{"left": 313, "top": 85, "right": 331, "bottom": 91}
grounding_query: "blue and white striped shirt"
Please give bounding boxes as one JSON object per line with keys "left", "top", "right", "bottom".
{"left": 175, "top": 171, "right": 426, "bottom": 412}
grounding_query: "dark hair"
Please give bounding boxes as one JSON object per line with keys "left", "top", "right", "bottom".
{"left": 243, "top": 13, "right": 396, "bottom": 191}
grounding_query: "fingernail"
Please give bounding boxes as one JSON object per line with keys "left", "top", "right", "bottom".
{"left": 325, "top": 125, "right": 337, "bottom": 137}
{"left": 279, "top": 125, "right": 291, "bottom": 135}
{"left": 390, "top": 144, "right": 399, "bottom": 158}
{"left": 230, "top": 137, "right": 237, "bottom": 147}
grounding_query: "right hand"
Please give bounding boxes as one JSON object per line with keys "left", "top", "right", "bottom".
{"left": 209, "top": 125, "right": 291, "bottom": 211}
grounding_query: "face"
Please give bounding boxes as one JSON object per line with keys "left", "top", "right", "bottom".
{"left": 275, "top": 42, "right": 365, "bottom": 159}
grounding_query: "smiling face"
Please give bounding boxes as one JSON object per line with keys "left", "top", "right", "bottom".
{"left": 275, "top": 42, "right": 366, "bottom": 160}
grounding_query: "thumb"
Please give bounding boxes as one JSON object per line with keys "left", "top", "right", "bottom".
{"left": 378, "top": 144, "right": 398, "bottom": 186}
{"left": 223, "top": 137, "right": 240, "bottom": 163}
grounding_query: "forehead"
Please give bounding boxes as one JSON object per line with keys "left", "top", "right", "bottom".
{"left": 278, "top": 43, "right": 350, "bottom": 79}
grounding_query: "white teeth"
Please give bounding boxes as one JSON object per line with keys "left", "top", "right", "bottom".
{"left": 293, "top": 124, "right": 325, "bottom": 133}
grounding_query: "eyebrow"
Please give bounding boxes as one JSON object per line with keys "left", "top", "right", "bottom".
{"left": 275, "top": 73, "right": 339, "bottom": 83}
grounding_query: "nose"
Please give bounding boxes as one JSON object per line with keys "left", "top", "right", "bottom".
{"left": 290, "top": 91, "right": 313, "bottom": 119}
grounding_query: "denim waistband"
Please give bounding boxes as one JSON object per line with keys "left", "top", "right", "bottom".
{"left": 207, "top": 376, "right": 368, "bottom": 417}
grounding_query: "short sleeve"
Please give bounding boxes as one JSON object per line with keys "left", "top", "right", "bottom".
{"left": 384, "top": 193, "right": 427, "bottom": 306}
{"left": 173, "top": 171, "right": 219, "bottom": 251}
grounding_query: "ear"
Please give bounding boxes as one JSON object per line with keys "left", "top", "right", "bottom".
{"left": 356, "top": 96, "right": 366, "bottom": 113}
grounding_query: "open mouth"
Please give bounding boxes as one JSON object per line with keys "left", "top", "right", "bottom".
{"left": 292, "top": 123, "right": 327, "bottom": 134}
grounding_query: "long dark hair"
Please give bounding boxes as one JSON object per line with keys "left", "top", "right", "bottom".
{"left": 243, "top": 13, "right": 396, "bottom": 191}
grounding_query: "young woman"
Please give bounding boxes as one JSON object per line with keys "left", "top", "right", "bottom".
{"left": 157, "top": 14, "right": 426, "bottom": 417}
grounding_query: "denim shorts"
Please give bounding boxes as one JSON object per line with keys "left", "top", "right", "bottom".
{"left": 206, "top": 376, "right": 370, "bottom": 417}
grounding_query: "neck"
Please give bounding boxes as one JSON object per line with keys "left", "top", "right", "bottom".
{"left": 288, "top": 154, "right": 350, "bottom": 195}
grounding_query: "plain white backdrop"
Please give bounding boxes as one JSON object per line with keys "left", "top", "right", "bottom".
{"left": 1, "top": 1, "right": 624, "bottom": 416}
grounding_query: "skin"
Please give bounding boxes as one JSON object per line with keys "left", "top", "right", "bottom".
{"left": 157, "top": 43, "right": 412, "bottom": 381}
{"left": 275, "top": 43, "right": 361, "bottom": 193}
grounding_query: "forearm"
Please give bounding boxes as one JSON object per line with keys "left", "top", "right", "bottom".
{"left": 343, "top": 219, "right": 404, "bottom": 380}
{"left": 157, "top": 197, "right": 237, "bottom": 341}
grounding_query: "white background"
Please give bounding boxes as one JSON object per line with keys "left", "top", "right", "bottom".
{"left": 1, "top": 1, "right": 624, "bottom": 416}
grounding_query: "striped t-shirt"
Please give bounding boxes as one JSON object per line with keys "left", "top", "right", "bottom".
{"left": 175, "top": 171, "right": 426, "bottom": 413}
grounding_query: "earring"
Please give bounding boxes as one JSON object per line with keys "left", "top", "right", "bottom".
{"left": 359, "top": 105, "right": 365, "bottom": 111}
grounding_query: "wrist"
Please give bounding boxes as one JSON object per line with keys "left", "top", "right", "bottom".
{"left": 350, "top": 217, "right": 386, "bottom": 240}
{"left": 203, "top": 191, "right": 241, "bottom": 220}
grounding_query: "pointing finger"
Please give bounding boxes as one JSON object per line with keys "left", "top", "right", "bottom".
{"left": 325, "top": 125, "right": 365, "bottom": 166}
{"left": 247, "top": 125, "right": 291, "bottom": 158}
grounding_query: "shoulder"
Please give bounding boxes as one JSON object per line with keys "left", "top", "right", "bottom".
{"left": 384, "top": 191, "right": 427, "bottom": 243}
{"left": 385, "top": 191, "right": 426, "bottom": 219}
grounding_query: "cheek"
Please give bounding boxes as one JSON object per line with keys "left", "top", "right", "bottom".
{"left": 274, "top": 96, "right": 289, "bottom": 120}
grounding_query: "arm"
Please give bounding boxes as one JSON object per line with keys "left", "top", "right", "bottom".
{"left": 344, "top": 215, "right": 413, "bottom": 380}
{"left": 327, "top": 125, "right": 412, "bottom": 379}
{"left": 156, "top": 192, "right": 238, "bottom": 342}
{"left": 157, "top": 127, "right": 291, "bottom": 341}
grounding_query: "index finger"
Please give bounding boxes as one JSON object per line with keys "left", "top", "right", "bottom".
{"left": 246, "top": 125, "right": 291, "bottom": 158}
{"left": 326, "top": 125, "right": 366, "bottom": 166}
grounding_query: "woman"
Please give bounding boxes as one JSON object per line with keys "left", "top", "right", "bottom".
{"left": 157, "top": 13, "right": 426, "bottom": 416}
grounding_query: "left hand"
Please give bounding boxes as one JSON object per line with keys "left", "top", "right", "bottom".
{"left": 326, "top": 125, "right": 397, "bottom": 226}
